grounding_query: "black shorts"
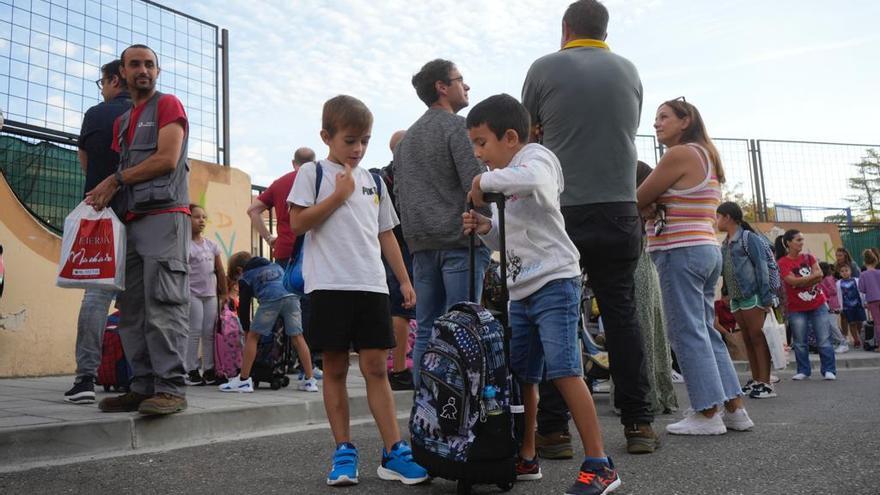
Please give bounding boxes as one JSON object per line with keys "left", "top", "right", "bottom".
{"left": 308, "top": 290, "right": 395, "bottom": 353}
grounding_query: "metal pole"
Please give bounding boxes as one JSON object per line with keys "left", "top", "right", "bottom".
{"left": 221, "top": 28, "right": 230, "bottom": 167}
{"left": 748, "top": 139, "right": 763, "bottom": 221}
{"left": 755, "top": 140, "right": 769, "bottom": 221}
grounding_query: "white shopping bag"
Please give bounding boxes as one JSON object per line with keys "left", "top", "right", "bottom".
{"left": 762, "top": 311, "right": 788, "bottom": 370}
{"left": 56, "top": 201, "right": 126, "bottom": 290}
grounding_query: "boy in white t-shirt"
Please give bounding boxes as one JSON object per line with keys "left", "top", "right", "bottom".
{"left": 288, "top": 95, "right": 428, "bottom": 487}
{"left": 462, "top": 94, "right": 620, "bottom": 495}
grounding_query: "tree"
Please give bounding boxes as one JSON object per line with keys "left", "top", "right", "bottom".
{"left": 846, "top": 149, "right": 880, "bottom": 223}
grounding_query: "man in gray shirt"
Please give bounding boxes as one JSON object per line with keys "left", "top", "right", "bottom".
{"left": 393, "top": 59, "right": 490, "bottom": 386}
{"left": 522, "top": 0, "right": 657, "bottom": 455}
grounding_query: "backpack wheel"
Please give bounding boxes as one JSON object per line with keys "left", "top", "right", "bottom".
{"left": 252, "top": 380, "right": 259, "bottom": 389}
{"left": 270, "top": 378, "right": 282, "bottom": 390}
{"left": 456, "top": 480, "right": 471, "bottom": 495}
{"left": 496, "top": 481, "right": 514, "bottom": 492}
{"left": 103, "top": 385, "right": 110, "bottom": 392}
{"left": 281, "top": 376, "right": 290, "bottom": 387}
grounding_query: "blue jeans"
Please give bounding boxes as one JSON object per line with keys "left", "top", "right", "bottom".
{"left": 788, "top": 305, "right": 837, "bottom": 376}
{"left": 251, "top": 295, "right": 303, "bottom": 337}
{"left": 651, "top": 245, "right": 742, "bottom": 411}
{"left": 510, "top": 277, "right": 583, "bottom": 384}
{"left": 411, "top": 246, "right": 491, "bottom": 386}
{"left": 75, "top": 288, "right": 116, "bottom": 378}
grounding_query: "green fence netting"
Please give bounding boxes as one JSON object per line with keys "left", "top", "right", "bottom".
{"left": 0, "top": 134, "right": 83, "bottom": 235}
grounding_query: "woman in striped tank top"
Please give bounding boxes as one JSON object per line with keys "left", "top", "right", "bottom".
{"left": 637, "top": 98, "right": 754, "bottom": 436}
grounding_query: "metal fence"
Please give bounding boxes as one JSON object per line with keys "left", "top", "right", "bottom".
{"left": 0, "top": 122, "right": 79, "bottom": 234}
{"left": 634, "top": 134, "right": 880, "bottom": 224}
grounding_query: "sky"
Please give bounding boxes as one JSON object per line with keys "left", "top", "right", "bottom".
{"left": 171, "top": 0, "right": 880, "bottom": 189}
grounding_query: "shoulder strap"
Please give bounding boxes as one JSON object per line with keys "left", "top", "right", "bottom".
{"left": 371, "top": 172, "right": 383, "bottom": 198}
{"left": 314, "top": 161, "right": 323, "bottom": 197}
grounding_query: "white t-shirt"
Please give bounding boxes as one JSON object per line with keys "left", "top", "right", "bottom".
{"left": 287, "top": 160, "right": 399, "bottom": 294}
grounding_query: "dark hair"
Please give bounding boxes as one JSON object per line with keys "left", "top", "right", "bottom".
{"left": 863, "top": 248, "right": 878, "bottom": 267}
{"left": 189, "top": 203, "right": 204, "bottom": 213}
{"left": 773, "top": 235, "right": 786, "bottom": 261}
{"left": 819, "top": 261, "right": 833, "bottom": 277}
{"left": 658, "top": 99, "right": 726, "bottom": 184}
{"left": 777, "top": 229, "right": 801, "bottom": 258}
{"left": 100, "top": 59, "right": 126, "bottom": 88}
{"left": 120, "top": 44, "right": 159, "bottom": 66}
{"left": 563, "top": 0, "right": 609, "bottom": 39}
{"left": 835, "top": 247, "right": 853, "bottom": 269}
{"left": 465, "top": 94, "right": 530, "bottom": 142}
{"left": 322, "top": 95, "right": 373, "bottom": 138}
{"left": 227, "top": 251, "right": 252, "bottom": 280}
{"left": 411, "top": 59, "right": 455, "bottom": 106}
{"left": 716, "top": 201, "right": 755, "bottom": 232}
{"left": 636, "top": 161, "right": 652, "bottom": 187}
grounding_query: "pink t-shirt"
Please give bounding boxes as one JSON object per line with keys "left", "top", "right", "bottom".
{"left": 189, "top": 238, "right": 221, "bottom": 297}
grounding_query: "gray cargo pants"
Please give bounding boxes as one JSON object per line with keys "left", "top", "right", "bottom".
{"left": 117, "top": 212, "right": 190, "bottom": 397}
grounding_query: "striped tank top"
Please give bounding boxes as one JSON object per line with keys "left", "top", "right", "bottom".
{"left": 646, "top": 143, "right": 721, "bottom": 252}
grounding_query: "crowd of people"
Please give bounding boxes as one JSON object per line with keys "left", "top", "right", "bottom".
{"left": 55, "top": 1, "right": 876, "bottom": 494}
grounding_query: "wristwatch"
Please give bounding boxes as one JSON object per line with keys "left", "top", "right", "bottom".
{"left": 114, "top": 171, "right": 124, "bottom": 186}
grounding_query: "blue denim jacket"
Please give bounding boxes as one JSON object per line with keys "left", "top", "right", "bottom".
{"left": 721, "top": 227, "right": 774, "bottom": 306}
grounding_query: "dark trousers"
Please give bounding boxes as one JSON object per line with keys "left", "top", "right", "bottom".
{"left": 537, "top": 202, "right": 653, "bottom": 430}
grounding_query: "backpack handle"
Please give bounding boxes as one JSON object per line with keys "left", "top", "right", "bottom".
{"left": 468, "top": 193, "right": 506, "bottom": 303}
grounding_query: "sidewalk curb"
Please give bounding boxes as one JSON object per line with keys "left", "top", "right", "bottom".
{"left": 0, "top": 390, "right": 413, "bottom": 472}
{"left": 732, "top": 353, "right": 880, "bottom": 372}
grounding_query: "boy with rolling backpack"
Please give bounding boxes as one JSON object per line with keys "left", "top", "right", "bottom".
{"left": 460, "top": 94, "right": 619, "bottom": 495}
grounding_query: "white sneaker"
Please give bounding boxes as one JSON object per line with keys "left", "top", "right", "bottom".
{"left": 219, "top": 375, "right": 254, "bottom": 393}
{"left": 834, "top": 344, "right": 849, "bottom": 354}
{"left": 666, "top": 410, "right": 727, "bottom": 435}
{"left": 823, "top": 372, "right": 837, "bottom": 381}
{"left": 298, "top": 377, "right": 319, "bottom": 392}
{"left": 299, "top": 367, "right": 323, "bottom": 380}
{"left": 671, "top": 370, "right": 685, "bottom": 383}
{"left": 792, "top": 373, "right": 809, "bottom": 381}
{"left": 769, "top": 374, "right": 780, "bottom": 384}
{"left": 722, "top": 408, "right": 754, "bottom": 431}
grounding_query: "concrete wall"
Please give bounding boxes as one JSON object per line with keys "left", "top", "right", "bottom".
{"left": 0, "top": 160, "right": 252, "bottom": 377}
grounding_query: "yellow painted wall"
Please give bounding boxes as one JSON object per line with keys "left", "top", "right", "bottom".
{"left": 0, "top": 160, "right": 252, "bottom": 377}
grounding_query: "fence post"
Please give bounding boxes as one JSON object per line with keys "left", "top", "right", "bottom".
{"left": 748, "top": 139, "right": 764, "bottom": 221}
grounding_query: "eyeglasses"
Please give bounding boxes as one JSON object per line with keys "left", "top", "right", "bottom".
{"left": 95, "top": 78, "right": 104, "bottom": 90}
{"left": 448, "top": 76, "right": 464, "bottom": 85}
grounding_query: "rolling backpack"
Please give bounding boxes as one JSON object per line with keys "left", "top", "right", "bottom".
{"left": 97, "top": 311, "right": 132, "bottom": 392}
{"left": 410, "top": 193, "right": 521, "bottom": 494}
{"left": 214, "top": 305, "right": 243, "bottom": 380}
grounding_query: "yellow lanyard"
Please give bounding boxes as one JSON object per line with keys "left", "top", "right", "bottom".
{"left": 561, "top": 39, "right": 610, "bottom": 51}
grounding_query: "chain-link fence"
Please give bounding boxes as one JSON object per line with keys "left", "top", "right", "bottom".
{"left": 635, "top": 135, "right": 880, "bottom": 225}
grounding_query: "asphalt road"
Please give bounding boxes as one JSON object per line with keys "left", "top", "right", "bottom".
{"left": 2, "top": 369, "right": 878, "bottom": 495}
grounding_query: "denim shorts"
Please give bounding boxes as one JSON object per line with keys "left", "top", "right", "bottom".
{"left": 250, "top": 294, "right": 303, "bottom": 337}
{"left": 509, "top": 277, "right": 583, "bottom": 384}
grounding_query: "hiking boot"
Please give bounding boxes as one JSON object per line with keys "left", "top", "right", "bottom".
{"left": 536, "top": 431, "right": 573, "bottom": 459}
{"left": 138, "top": 393, "right": 188, "bottom": 416}
{"left": 185, "top": 370, "right": 204, "bottom": 386}
{"left": 624, "top": 423, "right": 660, "bottom": 454}
{"left": 376, "top": 440, "right": 429, "bottom": 485}
{"left": 388, "top": 370, "right": 414, "bottom": 391}
{"left": 565, "top": 457, "right": 621, "bottom": 495}
{"left": 515, "top": 455, "right": 542, "bottom": 481}
{"left": 99, "top": 391, "right": 150, "bottom": 413}
{"left": 64, "top": 376, "right": 96, "bottom": 404}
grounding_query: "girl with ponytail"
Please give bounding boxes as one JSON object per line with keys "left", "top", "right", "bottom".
{"left": 716, "top": 202, "right": 776, "bottom": 398}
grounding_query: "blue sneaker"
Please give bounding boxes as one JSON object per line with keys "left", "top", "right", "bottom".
{"left": 327, "top": 442, "right": 358, "bottom": 486}
{"left": 377, "top": 440, "right": 429, "bottom": 485}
